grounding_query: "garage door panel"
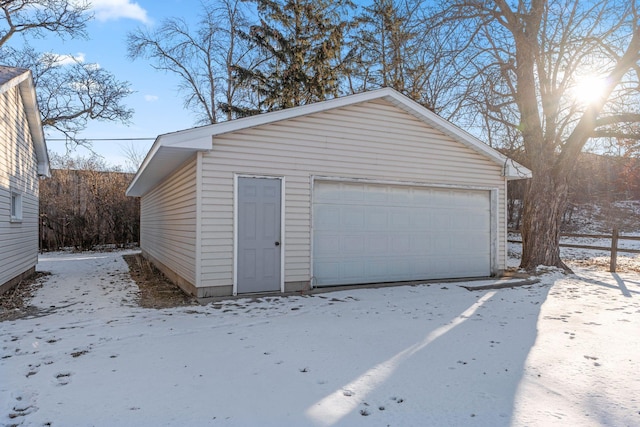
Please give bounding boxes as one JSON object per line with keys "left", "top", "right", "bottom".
{"left": 389, "top": 187, "right": 412, "bottom": 204}
{"left": 451, "top": 235, "right": 474, "bottom": 252}
{"left": 315, "top": 205, "right": 341, "bottom": 229}
{"left": 454, "top": 230, "right": 490, "bottom": 250}
{"left": 429, "top": 192, "right": 451, "bottom": 207}
{"left": 366, "top": 234, "right": 389, "bottom": 254}
{"left": 342, "top": 235, "right": 366, "bottom": 253}
{"left": 343, "top": 206, "right": 365, "bottom": 229}
{"left": 411, "top": 234, "right": 431, "bottom": 253}
{"left": 341, "top": 260, "right": 365, "bottom": 280}
{"left": 432, "top": 231, "right": 452, "bottom": 251}
{"left": 413, "top": 190, "right": 432, "bottom": 205}
{"left": 412, "top": 260, "right": 429, "bottom": 276}
{"left": 391, "top": 234, "right": 411, "bottom": 253}
{"left": 367, "top": 210, "right": 388, "bottom": 227}
{"left": 366, "top": 259, "right": 390, "bottom": 279}
{"left": 314, "top": 234, "right": 340, "bottom": 255}
{"left": 314, "top": 183, "right": 338, "bottom": 202}
{"left": 462, "top": 256, "right": 491, "bottom": 274}
{"left": 410, "top": 209, "right": 431, "bottom": 229}
{"left": 463, "top": 191, "right": 489, "bottom": 206}
{"left": 468, "top": 212, "right": 490, "bottom": 229}
{"left": 390, "top": 209, "right": 411, "bottom": 230}
{"left": 344, "top": 183, "right": 366, "bottom": 201}
{"left": 313, "top": 181, "right": 491, "bottom": 286}
{"left": 432, "top": 211, "right": 451, "bottom": 229}
{"left": 365, "top": 187, "right": 388, "bottom": 203}
{"left": 429, "top": 257, "right": 454, "bottom": 276}
{"left": 389, "top": 258, "right": 411, "bottom": 276}
{"left": 450, "top": 214, "right": 471, "bottom": 229}
{"left": 314, "top": 261, "right": 339, "bottom": 283}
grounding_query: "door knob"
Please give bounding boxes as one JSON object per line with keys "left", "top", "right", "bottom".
{"left": 275, "top": 241, "right": 280, "bottom": 246}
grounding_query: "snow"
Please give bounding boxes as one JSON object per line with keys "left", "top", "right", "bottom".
{"left": 2, "top": 249, "right": 640, "bottom": 426}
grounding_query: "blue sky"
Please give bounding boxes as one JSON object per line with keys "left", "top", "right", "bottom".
{"left": 20, "top": 0, "right": 205, "bottom": 169}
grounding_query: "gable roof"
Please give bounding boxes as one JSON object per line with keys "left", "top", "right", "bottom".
{"left": 0, "top": 66, "right": 50, "bottom": 178}
{"left": 126, "top": 87, "right": 531, "bottom": 197}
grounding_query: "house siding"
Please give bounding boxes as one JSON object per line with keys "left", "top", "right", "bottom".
{"left": 140, "top": 156, "right": 198, "bottom": 293}
{"left": 199, "top": 99, "right": 507, "bottom": 292}
{"left": 0, "top": 85, "right": 39, "bottom": 290}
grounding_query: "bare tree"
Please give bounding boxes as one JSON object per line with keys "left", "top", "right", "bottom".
{"left": 346, "top": 0, "right": 468, "bottom": 116}
{"left": 127, "top": 0, "right": 253, "bottom": 124}
{"left": 0, "top": 1, "right": 133, "bottom": 144}
{"left": 120, "top": 141, "right": 148, "bottom": 173}
{"left": 349, "top": 0, "right": 407, "bottom": 91}
{"left": 40, "top": 154, "right": 140, "bottom": 251}
{"left": 428, "top": 0, "right": 640, "bottom": 270}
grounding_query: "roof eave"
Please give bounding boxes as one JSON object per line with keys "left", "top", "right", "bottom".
{"left": 1, "top": 68, "right": 50, "bottom": 178}
{"left": 18, "top": 77, "right": 50, "bottom": 178}
{"left": 504, "top": 160, "right": 533, "bottom": 180}
{"left": 126, "top": 134, "right": 212, "bottom": 197}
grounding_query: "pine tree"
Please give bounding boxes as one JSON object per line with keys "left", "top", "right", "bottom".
{"left": 233, "top": 0, "right": 355, "bottom": 113}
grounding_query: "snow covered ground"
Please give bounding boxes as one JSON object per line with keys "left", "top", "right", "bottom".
{"left": 1, "top": 248, "right": 639, "bottom": 426}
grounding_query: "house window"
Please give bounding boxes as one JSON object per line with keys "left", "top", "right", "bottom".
{"left": 10, "top": 191, "right": 22, "bottom": 222}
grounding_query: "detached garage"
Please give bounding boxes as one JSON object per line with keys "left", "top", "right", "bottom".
{"left": 127, "top": 88, "right": 530, "bottom": 298}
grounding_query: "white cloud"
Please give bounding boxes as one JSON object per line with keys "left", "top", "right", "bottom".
{"left": 144, "top": 94, "right": 159, "bottom": 102}
{"left": 83, "top": 63, "right": 102, "bottom": 71}
{"left": 90, "top": 0, "right": 150, "bottom": 23}
{"left": 47, "top": 52, "right": 86, "bottom": 66}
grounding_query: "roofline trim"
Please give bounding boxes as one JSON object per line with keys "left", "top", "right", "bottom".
{"left": 126, "top": 88, "right": 531, "bottom": 196}
{"left": 19, "top": 76, "right": 50, "bottom": 178}
{"left": 0, "top": 67, "right": 50, "bottom": 178}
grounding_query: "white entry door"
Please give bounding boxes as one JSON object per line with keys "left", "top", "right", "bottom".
{"left": 237, "top": 177, "right": 282, "bottom": 293}
{"left": 312, "top": 181, "right": 491, "bottom": 286}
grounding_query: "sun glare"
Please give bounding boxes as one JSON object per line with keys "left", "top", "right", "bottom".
{"left": 572, "top": 75, "right": 609, "bottom": 106}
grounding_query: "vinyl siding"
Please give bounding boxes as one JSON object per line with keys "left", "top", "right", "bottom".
{"left": 0, "top": 85, "right": 39, "bottom": 288}
{"left": 199, "top": 99, "right": 507, "bottom": 289}
{"left": 140, "top": 156, "right": 197, "bottom": 286}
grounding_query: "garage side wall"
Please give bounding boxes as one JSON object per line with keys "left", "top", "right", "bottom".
{"left": 199, "top": 99, "right": 508, "bottom": 294}
{"left": 0, "top": 86, "right": 39, "bottom": 293}
{"left": 140, "top": 156, "right": 198, "bottom": 295}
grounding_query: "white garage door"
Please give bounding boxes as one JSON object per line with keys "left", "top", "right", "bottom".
{"left": 312, "top": 181, "right": 492, "bottom": 286}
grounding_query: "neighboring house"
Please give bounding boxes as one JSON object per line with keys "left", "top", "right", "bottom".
{"left": 0, "top": 66, "right": 50, "bottom": 294}
{"left": 127, "top": 88, "right": 531, "bottom": 298}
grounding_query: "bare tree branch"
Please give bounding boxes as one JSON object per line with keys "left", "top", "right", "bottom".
{"left": 127, "top": 0, "right": 253, "bottom": 124}
{"left": 0, "top": 0, "right": 91, "bottom": 47}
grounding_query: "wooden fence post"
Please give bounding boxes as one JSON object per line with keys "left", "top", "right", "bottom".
{"left": 610, "top": 227, "right": 619, "bottom": 273}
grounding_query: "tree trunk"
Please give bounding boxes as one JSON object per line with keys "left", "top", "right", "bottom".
{"left": 519, "top": 168, "right": 571, "bottom": 272}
